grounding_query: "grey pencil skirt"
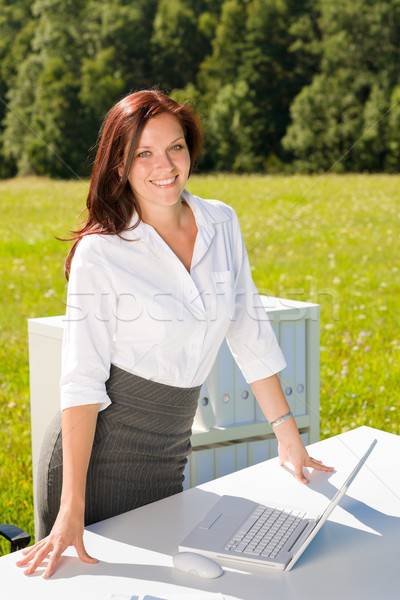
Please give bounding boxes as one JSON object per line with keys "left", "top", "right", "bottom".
{"left": 37, "top": 365, "right": 201, "bottom": 540}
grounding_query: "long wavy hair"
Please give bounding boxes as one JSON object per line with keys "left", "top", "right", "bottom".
{"left": 64, "top": 90, "right": 204, "bottom": 278}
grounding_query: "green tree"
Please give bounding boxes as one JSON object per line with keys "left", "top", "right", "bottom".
{"left": 354, "top": 84, "right": 389, "bottom": 172}
{"left": 79, "top": 47, "right": 125, "bottom": 123}
{"left": 238, "top": 0, "right": 321, "bottom": 165}
{"left": 3, "top": 0, "right": 159, "bottom": 177}
{"left": 83, "top": 0, "right": 158, "bottom": 93}
{"left": 0, "top": 0, "right": 35, "bottom": 177}
{"left": 206, "top": 80, "right": 261, "bottom": 172}
{"left": 78, "top": 0, "right": 159, "bottom": 159}
{"left": 195, "top": 0, "right": 320, "bottom": 172}
{"left": 151, "top": 0, "right": 212, "bottom": 91}
{"left": 282, "top": 72, "right": 367, "bottom": 172}
{"left": 3, "top": 0, "right": 88, "bottom": 176}
{"left": 384, "top": 86, "right": 400, "bottom": 172}
{"left": 283, "top": 0, "right": 400, "bottom": 172}
{"left": 2, "top": 55, "right": 42, "bottom": 175}
{"left": 198, "top": 0, "right": 249, "bottom": 93}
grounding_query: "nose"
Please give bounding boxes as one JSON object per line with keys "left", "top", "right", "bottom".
{"left": 155, "top": 151, "right": 175, "bottom": 171}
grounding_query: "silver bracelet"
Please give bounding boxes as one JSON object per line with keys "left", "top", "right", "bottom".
{"left": 270, "top": 410, "right": 293, "bottom": 427}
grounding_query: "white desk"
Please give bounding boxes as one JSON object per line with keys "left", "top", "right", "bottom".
{"left": 1, "top": 426, "right": 399, "bottom": 600}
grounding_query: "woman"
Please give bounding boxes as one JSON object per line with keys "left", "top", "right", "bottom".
{"left": 18, "top": 90, "right": 332, "bottom": 578}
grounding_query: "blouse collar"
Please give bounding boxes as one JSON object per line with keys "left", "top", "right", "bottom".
{"left": 123, "top": 189, "right": 230, "bottom": 254}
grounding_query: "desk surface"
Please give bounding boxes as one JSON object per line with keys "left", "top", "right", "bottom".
{"left": 1, "top": 426, "right": 399, "bottom": 600}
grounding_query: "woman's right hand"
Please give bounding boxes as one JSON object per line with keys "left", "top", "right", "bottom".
{"left": 16, "top": 506, "right": 98, "bottom": 579}
{"left": 20, "top": 404, "right": 101, "bottom": 578}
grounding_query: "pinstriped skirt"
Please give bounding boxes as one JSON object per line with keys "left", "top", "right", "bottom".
{"left": 37, "top": 365, "right": 201, "bottom": 539}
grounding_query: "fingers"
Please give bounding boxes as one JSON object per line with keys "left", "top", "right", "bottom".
{"left": 294, "top": 467, "right": 309, "bottom": 485}
{"left": 42, "top": 545, "right": 64, "bottom": 579}
{"left": 280, "top": 455, "right": 334, "bottom": 485}
{"left": 293, "top": 457, "right": 334, "bottom": 484}
{"left": 307, "top": 457, "right": 334, "bottom": 472}
{"left": 16, "top": 536, "right": 97, "bottom": 578}
{"left": 75, "top": 539, "right": 98, "bottom": 565}
{"left": 20, "top": 542, "right": 53, "bottom": 576}
{"left": 16, "top": 539, "right": 47, "bottom": 566}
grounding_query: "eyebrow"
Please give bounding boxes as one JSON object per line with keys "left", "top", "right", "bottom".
{"left": 136, "top": 136, "right": 185, "bottom": 150}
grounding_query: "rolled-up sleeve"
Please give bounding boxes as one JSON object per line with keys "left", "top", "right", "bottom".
{"left": 60, "top": 236, "right": 117, "bottom": 411}
{"left": 225, "top": 213, "right": 287, "bottom": 383}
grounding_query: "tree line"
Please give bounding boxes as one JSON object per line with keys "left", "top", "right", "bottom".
{"left": 1, "top": 0, "right": 400, "bottom": 178}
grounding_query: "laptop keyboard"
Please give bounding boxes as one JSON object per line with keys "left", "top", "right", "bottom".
{"left": 224, "top": 504, "right": 306, "bottom": 559}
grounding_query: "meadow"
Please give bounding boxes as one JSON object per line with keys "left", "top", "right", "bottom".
{"left": 1, "top": 174, "right": 399, "bottom": 554}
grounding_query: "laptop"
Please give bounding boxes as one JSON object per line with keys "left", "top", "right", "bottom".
{"left": 179, "top": 439, "right": 376, "bottom": 571}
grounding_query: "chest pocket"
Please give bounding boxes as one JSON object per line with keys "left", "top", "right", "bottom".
{"left": 211, "top": 270, "right": 235, "bottom": 320}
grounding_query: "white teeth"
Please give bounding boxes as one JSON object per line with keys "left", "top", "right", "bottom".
{"left": 152, "top": 176, "right": 176, "bottom": 186}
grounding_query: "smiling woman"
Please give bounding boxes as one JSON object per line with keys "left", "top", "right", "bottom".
{"left": 125, "top": 114, "right": 190, "bottom": 214}
{"left": 17, "top": 89, "right": 332, "bottom": 580}
{"left": 122, "top": 113, "right": 198, "bottom": 272}
{"left": 63, "top": 89, "right": 203, "bottom": 278}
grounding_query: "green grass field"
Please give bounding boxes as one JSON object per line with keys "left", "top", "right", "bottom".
{"left": 1, "top": 174, "right": 399, "bottom": 554}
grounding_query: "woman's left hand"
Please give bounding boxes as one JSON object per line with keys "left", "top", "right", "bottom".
{"left": 278, "top": 438, "right": 334, "bottom": 484}
{"left": 250, "top": 375, "right": 334, "bottom": 483}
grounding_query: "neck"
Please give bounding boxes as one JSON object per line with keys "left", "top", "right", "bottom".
{"left": 141, "top": 198, "right": 188, "bottom": 232}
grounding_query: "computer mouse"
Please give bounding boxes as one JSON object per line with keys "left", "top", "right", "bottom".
{"left": 172, "top": 551, "right": 223, "bottom": 579}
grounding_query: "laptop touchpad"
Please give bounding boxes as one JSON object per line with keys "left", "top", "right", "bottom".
{"left": 200, "top": 512, "right": 232, "bottom": 532}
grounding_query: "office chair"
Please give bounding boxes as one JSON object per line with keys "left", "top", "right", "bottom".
{"left": 0, "top": 523, "right": 31, "bottom": 553}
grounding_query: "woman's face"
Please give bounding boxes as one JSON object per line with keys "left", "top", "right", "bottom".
{"left": 125, "top": 112, "right": 191, "bottom": 217}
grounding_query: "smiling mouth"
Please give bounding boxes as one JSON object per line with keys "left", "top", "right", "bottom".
{"left": 151, "top": 176, "right": 177, "bottom": 186}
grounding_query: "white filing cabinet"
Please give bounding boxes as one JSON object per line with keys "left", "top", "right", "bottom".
{"left": 28, "top": 297, "right": 319, "bottom": 532}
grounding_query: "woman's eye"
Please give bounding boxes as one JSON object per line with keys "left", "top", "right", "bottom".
{"left": 171, "top": 144, "right": 183, "bottom": 151}
{"left": 137, "top": 150, "right": 150, "bottom": 158}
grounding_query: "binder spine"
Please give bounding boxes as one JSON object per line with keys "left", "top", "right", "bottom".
{"left": 234, "top": 367, "right": 255, "bottom": 424}
{"left": 190, "top": 448, "right": 214, "bottom": 486}
{"left": 279, "top": 320, "right": 307, "bottom": 417}
{"left": 192, "top": 380, "right": 216, "bottom": 432}
{"left": 207, "top": 339, "right": 235, "bottom": 426}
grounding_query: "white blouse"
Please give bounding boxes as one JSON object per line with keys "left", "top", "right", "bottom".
{"left": 60, "top": 190, "right": 286, "bottom": 411}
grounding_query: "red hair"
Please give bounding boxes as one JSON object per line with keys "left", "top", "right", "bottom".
{"left": 64, "top": 90, "right": 204, "bottom": 278}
